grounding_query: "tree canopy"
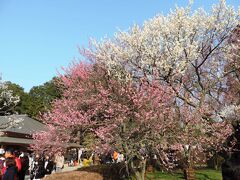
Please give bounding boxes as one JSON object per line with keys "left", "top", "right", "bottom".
{"left": 31, "top": 1, "right": 240, "bottom": 179}
{"left": 2, "top": 78, "right": 61, "bottom": 119}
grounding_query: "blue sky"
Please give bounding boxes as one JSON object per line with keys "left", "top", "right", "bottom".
{"left": 0, "top": 0, "right": 239, "bottom": 91}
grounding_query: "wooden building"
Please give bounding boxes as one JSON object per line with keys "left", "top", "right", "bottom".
{"left": 0, "top": 115, "right": 45, "bottom": 151}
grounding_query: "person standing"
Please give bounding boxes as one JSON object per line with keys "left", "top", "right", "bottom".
{"left": 4, "top": 149, "right": 21, "bottom": 173}
{"left": 30, "top": 154, "right": 45, "bottom": 180}
{"left": 113, "top": 151, "right": 119, "bottom": 163}
{"left": 78, "top": 148, "right": 83, "bottom": 165}
{"left": 18, "top": 152, "right": 29, "bottom": 180}
{"left": 2, "top": 157, "right": 17, "bottom": 180}
{"left": 2, "top": 149, "right": 21, "bottom": 180}
{"left": 28, "top": 154, "right": 34, "bottom": 175}
{"left": 117, "top": 153, "right": 124, "bottom": 163}
{"left": 44, "top": 155, "right": 54, "bottom": 176}
{"left": 54, "top": 152, "right": 64, "bottom": 173}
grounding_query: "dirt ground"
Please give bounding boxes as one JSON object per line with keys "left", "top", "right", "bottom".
{"left": 43, "top": 171, "right": 103, "bottom": 180}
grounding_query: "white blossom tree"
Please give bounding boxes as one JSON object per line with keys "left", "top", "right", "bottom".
{"left": 85, "top": 0, "right": 240, "bottom": 121}
{"left": 0, "top": 76, "right": 20, "bottom": 129}
{"left": 88, "top": 0, "right": 239, "bottom": 108}
{"left": 81, "top": 0, "right": 240, "bottom": 172}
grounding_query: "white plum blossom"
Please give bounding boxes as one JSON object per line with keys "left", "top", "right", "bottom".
{"left": 220, "top": 105, "right": 240, "bottom": 120}
{"left": 0, "top": 80, "right": 20, "bottom": 115}
{"left": 0, "top": 77, "right": 21, "bottom": 129}
{"left": 81, "top": 0, "right": 240, "bottom": 118}
{"left": 89, "top": 0, "right": 239, "bottom": 84}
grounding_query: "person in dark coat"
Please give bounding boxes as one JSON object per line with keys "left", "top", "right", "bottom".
{"left": 2, "top": 157, "right": 17, "bottom": 180}
{"left": 30, "top": 154, "right": 45, "bottom": 180}
{"left": 222, "top": 159, "right": 240, "bottom": 180}
{"left": 222, "top": 151, "right": 240, "bottom": 180}
{"left": 18, "top": 153, "right": 29, "bottom": 180}
{"left": 4, "top": 149, "right": 21, "bottom": 173}
{"left": 44, "top": 155, "right": 54, "bottom": 176}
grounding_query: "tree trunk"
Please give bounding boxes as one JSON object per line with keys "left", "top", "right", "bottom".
{"left": 135, "top": 171, "right": 144, "bottom": 180}
{"left": 120, "top": 123, "right": 146, "bottom": 179}
{"left": 184, "top": 167, "right": 195, "bottom": 180}
{"left": 131, "top": 159, "right": 147, "bottom": 180}
{"left": 183, "top": 147, "right": 195, "bottom": 180}
{"left": 214, "top": 154, "right": 218, "bottom": 170}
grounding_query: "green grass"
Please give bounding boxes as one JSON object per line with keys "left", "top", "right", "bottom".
{"left": 146, "top": 169, "right": 222, "bottom": 180}
{"left": 195, "top": 169, "right": 222, "bottom": 180}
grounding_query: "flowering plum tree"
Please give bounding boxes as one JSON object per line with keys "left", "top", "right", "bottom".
{"left": 32, "top": 62, "right": 177, "bottom": 179}
{"left": 32, "top": 125, "right": 70, "bottom": 154}
{"left": 219, "top": 26, "right": 240, "bottom": 170}
{"left": 169, "top": 105, "right": 232, "bottom": 169}
{"left": 32, "top": 62, "right": 93, "bottom": 152}
{"left": 32, "top": 61, "right": 232, "bottom": 180}
{"left": 33, "top": 1, "right": 238, "bottom": 179}
{"left": 0, "top": 77, "right": 20, "bottom": 129}
{"left": 83, "top": 0, "right": 238, "bottom": 175}
{"left": 86, "top": 0, "right": 238, "bottom": 118}
{"left": 0, "top": 80, "right": 20, "bottom": 116}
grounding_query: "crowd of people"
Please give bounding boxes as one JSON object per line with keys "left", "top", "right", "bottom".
{"left": 0, "top": 148, "right": 65, "bottom": 180}
{"left": 2, "top": 146, "right": 240, "bottom": 179}
{"left": 0, "top": 147, "right": 125, "bottom": 180}
{"left": 28, "top": 151, "right": 64, "bottom": 179}
{"left": 0, "top": 149, "right": 29, "bottom": 180}
{"left": 79, "top": 149, "right": 125, "bottom": 167}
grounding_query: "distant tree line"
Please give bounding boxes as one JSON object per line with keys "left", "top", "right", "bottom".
{"left": 3, "top": 77, "right": 61, "bottom": 119}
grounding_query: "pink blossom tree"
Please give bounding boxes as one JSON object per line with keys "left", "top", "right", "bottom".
{"left": 219, "top": 26, "right": 240, "bottom": 169}
{"left": 31, "top": 125, "right": 70, "bottom": 154}
{"left": 32, "top": 61, "right": 232, "bottom": 180}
